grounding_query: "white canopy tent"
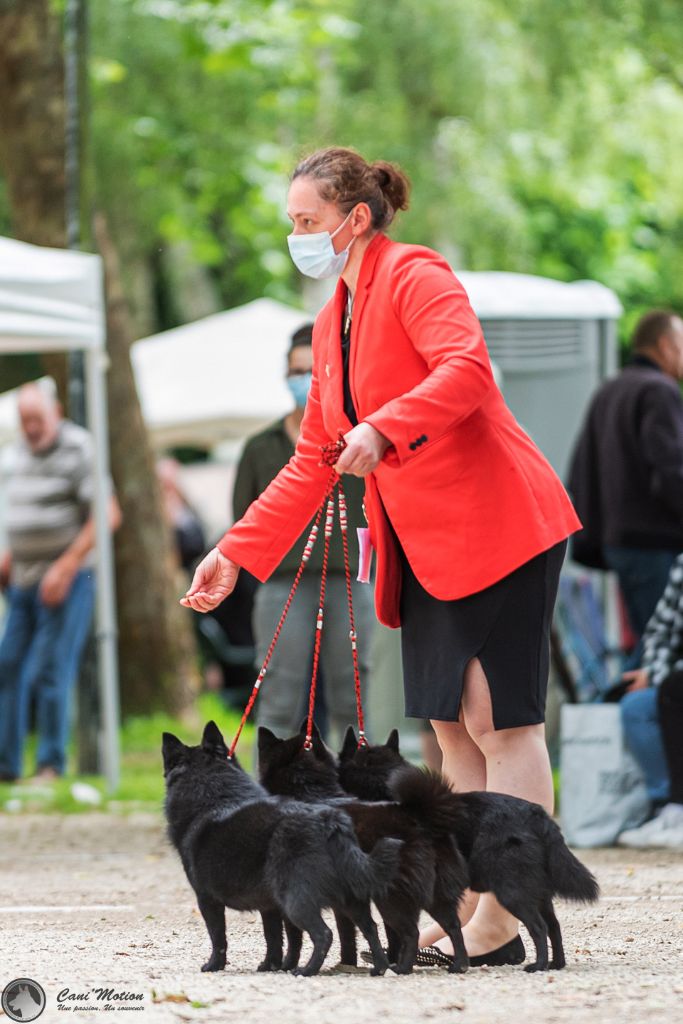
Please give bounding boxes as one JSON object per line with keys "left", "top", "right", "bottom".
{"left": 0, "top": 235, "right": 119, "bottom": 791}
{"left": 131, "top": 297, "right": 310, "bottom": 448}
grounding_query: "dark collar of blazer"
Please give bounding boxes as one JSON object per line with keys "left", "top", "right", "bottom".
{"left": 321, "top": 232, "right": 392, "bottom": 431}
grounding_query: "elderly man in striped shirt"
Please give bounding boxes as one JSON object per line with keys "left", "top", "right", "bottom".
{"left": 0, "top": 383, "right": 120, "bottom": 782}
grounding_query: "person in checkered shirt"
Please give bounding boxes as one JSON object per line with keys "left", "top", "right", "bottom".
{"left": 618, "top": 554, "right": 683, "bottom": 848}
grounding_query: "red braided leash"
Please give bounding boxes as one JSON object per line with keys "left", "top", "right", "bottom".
{"left": 302, "top": 494, "right": 334, "bottom": 750}
{"left": 228, "top": 432, "right": 370, "bottom": 758}
{"left": 319, "top": 431, "right": 346, "bottom": 468}
{"left": 337, "top": 482, "right": 368, "bottom": 746}
{"left": 227, "top": 472, "right": 336, "bottom": 759}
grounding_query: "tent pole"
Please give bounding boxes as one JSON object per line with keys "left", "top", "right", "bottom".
{"left": 85, "top": 345, "right": 120, "bottom": 792}
{"left": 65, "top": 0, "right": 88, "bottom": 423}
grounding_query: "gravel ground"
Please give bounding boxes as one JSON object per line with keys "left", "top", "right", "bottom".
{"left": 0, "top": 812, "right": 681, "bottom": 1024}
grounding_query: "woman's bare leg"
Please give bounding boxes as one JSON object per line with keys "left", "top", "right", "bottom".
{"left": 432, "top": 657, "right": 554, "bottom": 957}
{"left": 436, "top": 718, "right": 487, "bottom": 793}
{"left": 420, "top": 723, "right": 443, "bottom": 773}
{"left": 418, "top": 717, "right": 485, "bottom": 946}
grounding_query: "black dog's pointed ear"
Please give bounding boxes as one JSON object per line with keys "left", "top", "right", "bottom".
{"left": 339, "top": 725, "right": 358, "bottom": 761}
{"left": 258, "top": 726, "right": 280, "bottom": 756}
{"left": 298, "top": 718, "right": 325, "bottom": 758}
{"left": 202, "top": 720, "right": 227, "bottom": 754}
{"left": 301, "top": 719, "right": 322, "bottom": 740}
{"left": 299, "top": 718, "right": 322, "bottom": 741}
{"left": 308, "top": 720, "right": 327, "bottom": 756}
{"left": 386, "top": 728, "right": 400, "bottom": 753}
{"left": 162, "top": 732, "right": 186, "bottom": 771}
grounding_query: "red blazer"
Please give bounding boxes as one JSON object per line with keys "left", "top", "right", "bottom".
{"left": 219, "top": 233, "right": 580, "bottom": 627}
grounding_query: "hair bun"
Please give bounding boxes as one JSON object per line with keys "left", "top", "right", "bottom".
{"left": 292, "top": 147, "right": 411, "bottom": 231}
{"left": 371, "top": 161, "right": 410, "bottom": 216}
{"left": 372, "top": 165, "right": 391, "bottom": 188}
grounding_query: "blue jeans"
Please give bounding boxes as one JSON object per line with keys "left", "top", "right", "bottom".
{"left": 0, "top": 571, "right": 95, "bottom": 777}
{"left": 621, "top": 686, "right": 670, "bottom": 805}
{"left": 603, "top": 546, "right": 678, "bottom": 667}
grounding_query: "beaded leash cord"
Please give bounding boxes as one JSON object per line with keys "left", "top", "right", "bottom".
{"left": 227, "top": 434, "right": 368, "bottom": 759}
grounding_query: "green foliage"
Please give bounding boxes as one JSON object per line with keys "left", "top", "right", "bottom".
{"left": 86, "top": 0, "right": 683, "bottom": 338}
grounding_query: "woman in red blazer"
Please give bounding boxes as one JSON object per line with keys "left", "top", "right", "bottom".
{"left": 183, "top": 148, "right": 580, "bottom": 967}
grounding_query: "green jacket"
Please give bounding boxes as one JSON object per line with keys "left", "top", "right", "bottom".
{"left": 232, "top": 418, "right": 367, "bottom": 577}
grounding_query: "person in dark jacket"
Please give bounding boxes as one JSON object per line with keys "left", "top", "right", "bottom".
{"left": 568, "top": 309, "right": 683, "bottom": 654}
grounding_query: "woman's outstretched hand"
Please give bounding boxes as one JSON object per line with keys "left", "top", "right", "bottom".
{"left": 335, "top": 422, "right": 390, "bottom": 476}
{"left": 180, "top": 547, "right": 239, "bottom": 612}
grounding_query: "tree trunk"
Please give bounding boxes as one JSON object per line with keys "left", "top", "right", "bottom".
{"left": 0, "top": 0, "right": 68, "bottom": 394}
{"left": 0, "top": 0, "right": 66, "bottom": 246}
{"left": 0, "top": 0, "right": 199, "bottom": 716}
{"left": 93, "top": 213, "right": 199, "bottom": 716}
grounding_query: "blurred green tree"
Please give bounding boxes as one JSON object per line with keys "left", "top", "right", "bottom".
{"left": 0, "top": 0, "right": 199, "bottom": 721}
{"left": 82, "top": 0, "right": 683, "bottom": 345}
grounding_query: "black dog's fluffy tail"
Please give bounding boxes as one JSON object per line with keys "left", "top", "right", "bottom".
{"left": 328, "top": 821, "right": 403, "bottom": 901}
{"left": 388, "top": 765, "right": 463, "bottom": 837}
{"left": 546, "top": 820, "right": 600, "bottom": 902}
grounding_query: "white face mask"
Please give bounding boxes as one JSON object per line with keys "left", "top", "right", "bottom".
{"left": 287, "top": 209, "right": 355, "bottom": 279}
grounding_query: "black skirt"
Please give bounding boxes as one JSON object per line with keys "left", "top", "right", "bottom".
{"left": 399, "top": 539, "right": 567, "bottom": 730}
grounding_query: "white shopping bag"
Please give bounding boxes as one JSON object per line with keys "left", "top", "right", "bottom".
{"left": 560, "top": 703, "right": 650, "bottom": 848}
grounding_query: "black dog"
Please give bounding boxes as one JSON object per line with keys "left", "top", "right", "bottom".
{"left": 338, "top": 727, "right": 406, "bottom": 801}
{"left": 258, "top": 721, "right": 469, "bottom": 974}
{"left": 162, "top": 721, "right": 401, "bottom": 976}
{"left": 338, "top": 727, "right": 600, "bottom": 973}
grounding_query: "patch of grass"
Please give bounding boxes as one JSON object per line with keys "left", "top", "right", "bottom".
{"left": 0, "top": 692, "right": 254, "bottom": 815}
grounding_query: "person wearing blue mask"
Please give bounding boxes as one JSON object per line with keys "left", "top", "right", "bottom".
{"left": 230, "top": 323, "right": 372, "bottom": 748}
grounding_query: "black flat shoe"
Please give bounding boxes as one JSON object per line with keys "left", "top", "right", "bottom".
{"left": 414, "top": 946, "right": 455, "bottom": 967}
{"left": 468, "top": 936, "right": 526, "bottom": 967}
{"left": 398, "top": 935, "right": 526, "bottom": 969}
{"left": 360, "top": 935, "right": 526, "bottom": 969}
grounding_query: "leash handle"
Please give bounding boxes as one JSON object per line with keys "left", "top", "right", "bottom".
{"left": 319, "top": 430, "right": 347, "bottom": 468}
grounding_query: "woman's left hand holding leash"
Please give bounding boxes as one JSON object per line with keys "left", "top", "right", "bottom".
{"left": 335, "top": 423, "right": 390, "bottom": 476}
{"left": 181, "top": 547, "right": 239, "bottom": 612}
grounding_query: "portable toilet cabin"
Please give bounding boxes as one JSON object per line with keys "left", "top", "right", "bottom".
{"left": 456, "top": 271, "right": 622, "bottom": 481}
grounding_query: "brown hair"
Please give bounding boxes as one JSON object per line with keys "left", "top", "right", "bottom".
{"left": 292, "top": 147, "right": 410, "bottom": 230}
{"left": 632, "top": 310, "right": 680, "bottom": 352}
